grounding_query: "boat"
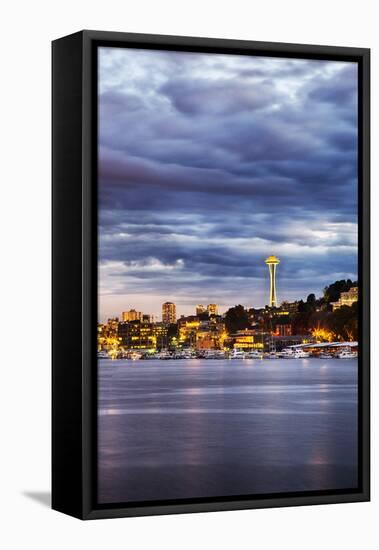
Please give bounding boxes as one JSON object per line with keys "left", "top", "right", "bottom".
{"left": 292, "top": 349, "right": 310, "bottom": 358}
{"left": 97, "top": 350, "right": 108, "bottom": 359}
{"left": 200, "top": 350, "right": 226, "bottom": 359}
{"left": 245, "top": 350, "right": 263, "bottom": 359}
{"left": 278, "top": 347, "right": 294, "bottom": 358}
{"left": 154, "top": 350, "right": 172, "bottom": 360}
{"left": 280, "top": 347, "right": 309, "bottom": 358}
{"left": 337, "top": 349, "right": 358, "bottom": 359}
{"left": 267, "top": 335, "right": 277, "bottom": 358}
{"left": 148, "top": 350, "right": 172, "bottom": 360}
{"left": 176, "top": 350, "right": 196, "bottom": 359}
{"left": 319, "top": 352, "right": 334, "bottom": 359}
{"left": 229, "top": 349, "right": 245, "bottom": 359}
{"left": 124, "top": 351, "right": 142, "bottom": 361}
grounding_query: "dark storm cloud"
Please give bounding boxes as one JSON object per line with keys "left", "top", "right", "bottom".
{"left": 100, "top": 90, "right": 146, "bottom": 114}
{"left": 159, "top": 76, "right": 280, "bottom": 115}
{"left": 307, "top": 64, "right": 358, "bottom": 106}
{"left": 98, "top": 48, "right": 358, "bottom": 319}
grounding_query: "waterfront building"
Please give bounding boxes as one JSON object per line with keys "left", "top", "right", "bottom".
{"left": 154, "top": 322, "right": 170, "bottom": 350}
{"left": 97, "top": 318, "right": 120, "bottom": 351}
{"left": 122, "top": 309, "right": 142, "bottom": 322}
{"left": 195, "top": 320, "right": 227, "bottom": 350}
{"left": 272, "top": 334, "right": 315, "bottom": 351}
{"left": 118, "top": 321, "right": 156, "bottom": 350}
{"left": 265, "top": 255, "right": 280, "bottom": 308}
{"left": 331, "top": 287, "right": 358, "bottom": 311}
{"left": 177, "top": 316, "right": 226, "bottom": 349}
{"left": 162, "top": 302, "right": 176, "bottom": 324}
{"left": 117, "top": 320, "right": 174, "bottom": 351}
{"left": 275, "top": 323, "right": 292, "bottom": 336}
{"left": 226, "top": 329, "right": 308, "bottom": 352}
{"left": 228, "top": 329, "right": 269, "bottom": 351}
{"left": 178, "top": 316, "right": 200, "bottom": 347}
{"left": 98, "top": 317, "right": 119, "bottom": 340}
{"left": 207, "top": 303, "right": 218, "bottom": 316}
{"left": 195, "top": 330, "right": 216, "bottom": 350}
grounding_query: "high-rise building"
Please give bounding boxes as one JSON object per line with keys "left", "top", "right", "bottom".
{"left": 196, "top": 304, "right": 206, "bottom": 315}
{"left": 154, "top": 322, "right": 170, "bottom": 350}
{"left": 122, "top": 309, "right": 142, "bottom": 322}
{"left": 265, "top": 255, "right": 280, "bottom": 308}
{"left": 207, "top": 304, "right": 218, "bottom": 316}
{"left": 142, "top": 313, "right": 154, "bottom": 323}
{"left": 162, "top": 302, "right": 176, "bottom": 324}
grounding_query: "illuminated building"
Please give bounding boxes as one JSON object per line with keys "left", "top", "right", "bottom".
{"left": 275, "top": 324, "right": 292, "bottom": 336}
{"left": 228, "top": 331, "right": 313, "bottom": 352}
{"left": 207, "top": 303, "right": 218, "bottom": 316}
{"left": 178, "top": 316, "right": 200, "bottom": 346}
{"left": 162, "top": 302, "right": 176, "bottom": 324}
{"left": 122, "top": 309, "right": 142, "bottom": 322}
{"left": 196, "top": 304, "right": 206, "bottom": 315}
{"left": 118, "top": 321, "right": 156, "bottom": 350}
{"left": 154, "top": 322, "right": 170, "bottom": 349}
{"left": 229, "top": 329, "right": 268, "bottom": 350}
{"left": 107, "top": 317, "right": 119, "bottom": 330}
{"left": 99, "top": 317, "right": 119, "bottom": 339}
{"left": 280, "top": 301, "right": 298, "bottom": 314}
{"left": 331, "top": 287, "right": 358, "bottom": 311}
{"left": 117, "top": 320, "right": 176, "bottom": 351}
{"left": 265, "top": 255, "right": 280, "bottom": 307}
{"left": 97, "top": 318, "right": 120, "bottom": 351}
{"left": 178, "top": 316, "right": 226, "bottom": 349}
{"left": 196, "top": 321, "right": 227, "bottom": 350}
{"left": 273, "top": 310, "right": 290, "bottom": 318}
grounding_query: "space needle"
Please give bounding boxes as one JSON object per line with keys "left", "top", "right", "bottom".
{"left": 265, "top": 255, "right": 280, "bottom": 308}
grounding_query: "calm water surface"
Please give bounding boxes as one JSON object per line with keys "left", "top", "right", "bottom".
{"left": 98, "top": 358, "right": 358, "bottom": 503}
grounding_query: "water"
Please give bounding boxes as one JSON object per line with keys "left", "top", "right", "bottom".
{"left": 98, "top": 358, "right": 358, "bottom": 504}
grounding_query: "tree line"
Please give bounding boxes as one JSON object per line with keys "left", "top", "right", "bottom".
{"left": 224, "top": 279, "right": 358, "bottom": 341}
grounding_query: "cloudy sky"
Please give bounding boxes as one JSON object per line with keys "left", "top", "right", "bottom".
{"left": 98, "top": 46, "right": 358, "bottom": 322}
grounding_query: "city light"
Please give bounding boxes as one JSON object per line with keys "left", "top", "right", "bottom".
{"left": 97, "top": 259, "right": 358, "bottom": 359}
{"left": 311, "top": 327, "right": 333, "bottom": 342}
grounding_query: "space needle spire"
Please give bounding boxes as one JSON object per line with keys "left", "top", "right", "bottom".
{"left": 265, "top": 255, "right": 280, "bottom": 308}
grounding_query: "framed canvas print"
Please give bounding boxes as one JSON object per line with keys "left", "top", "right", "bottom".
{"left": 52, "top": 30, "right": 370, "bottom": 519}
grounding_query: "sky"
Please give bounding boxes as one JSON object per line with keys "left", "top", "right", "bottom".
{"left": 98, "top": 47, "right": 358, "bottom": 322}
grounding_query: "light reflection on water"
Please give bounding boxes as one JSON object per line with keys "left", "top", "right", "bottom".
{"left": 98, "top": 358, "right": 358, "bottom": 504}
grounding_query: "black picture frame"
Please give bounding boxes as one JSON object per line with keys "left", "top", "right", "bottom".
{"left": 52, "top": 30, "right": 370, "bottom": 520}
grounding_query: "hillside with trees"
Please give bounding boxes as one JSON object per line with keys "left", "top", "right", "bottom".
{"left": 223, "top": 279, "right": 358, "bottom": 342}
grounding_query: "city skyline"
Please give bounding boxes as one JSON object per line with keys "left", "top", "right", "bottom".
{"left": 98, "top": 253, "right": 357, "bottom": 323}
{"left": 104, "top": 255, "right": 288, "bottom": 322}
{"left": 98, "top": 277, "right": 359, "bottom": 355}
{"left": 98, "top": 48, "right": 358, "bottom": 322}
{"left": 102, "top": 280, "right": 358, "bottom": 325}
